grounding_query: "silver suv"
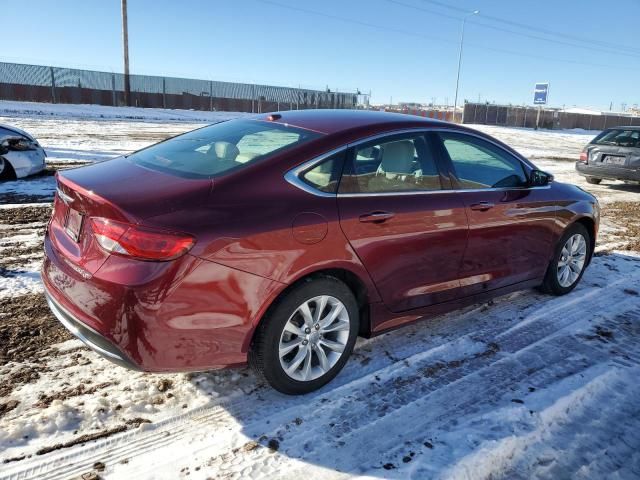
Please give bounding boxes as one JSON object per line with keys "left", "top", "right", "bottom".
{"left": 576, "top": 126, "right": 640, "bottom": 185}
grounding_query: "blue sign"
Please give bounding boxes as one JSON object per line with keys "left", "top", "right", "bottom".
{"left": 533, "top": 83, "right": 549, "bottom": 105}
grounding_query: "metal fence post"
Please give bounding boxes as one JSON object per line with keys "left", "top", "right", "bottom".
{"left": 209, "top": 80, "right": 213, "bottom": 111}
{"left": 523, "top": 108, "right": 527, "bottom": 128}
{"left": 50, "top": 67, "right": 56, "bottom": 104}
{"left": 252, "top": 84, "right": 256, "bottom": 113}
{"left": 162, "top": 77, "right": 167, "bottom": 109}
{"left": 111, "top": 73, "right": 116, "bottom": 106}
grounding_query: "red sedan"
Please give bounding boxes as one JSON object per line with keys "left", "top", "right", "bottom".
{"left": 43, "top": 110, "right": 599, "bottom": 394}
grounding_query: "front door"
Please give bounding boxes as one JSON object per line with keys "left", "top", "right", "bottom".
{"left": 436, "top": 131, "right": 556, "bottom": 295}
{"left": 337, "top": 131, "right": 468, "bottom": 312}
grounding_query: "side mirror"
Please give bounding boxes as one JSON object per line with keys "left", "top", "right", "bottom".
{"left": 530, "top": 169, "right": 553, "bottom": 187}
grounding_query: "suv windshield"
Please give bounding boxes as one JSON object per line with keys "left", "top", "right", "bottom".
{"left": 592, "top": 129, "right": 640, "bottom": 148}
{"left": 128, "top": 119, "right": 322, "bottom": 178}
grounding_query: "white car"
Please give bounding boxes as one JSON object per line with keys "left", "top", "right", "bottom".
{"left": 0, "top": 124, "right": 47, "bottom": 180}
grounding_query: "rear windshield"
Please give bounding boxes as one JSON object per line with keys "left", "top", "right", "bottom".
{"left": 128, "top": 119, "right": 322, "bottom": 178}
{"left": 592, "top": 129, "right": 640, "bottom": 148}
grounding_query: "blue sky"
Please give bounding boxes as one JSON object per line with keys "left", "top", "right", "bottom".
{"left": 3, "top": 0, "right": 639, "bottom": 109}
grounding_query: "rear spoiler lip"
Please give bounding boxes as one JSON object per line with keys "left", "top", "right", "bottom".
{"left": 55, "top": 172, "right": 138, "bottom": 224}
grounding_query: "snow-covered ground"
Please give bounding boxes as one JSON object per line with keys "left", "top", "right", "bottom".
{"left": 1, "top": 103, "right": 640, "bottom": 480}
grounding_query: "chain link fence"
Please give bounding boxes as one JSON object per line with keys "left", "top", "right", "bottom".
{"left": 463, "top": 102, "right": 640, "bottom": 130}
{"left": 0, "top": 61, "right": 367, "bottom": 113}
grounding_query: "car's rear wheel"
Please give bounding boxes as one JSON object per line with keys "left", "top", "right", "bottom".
{"left": 0, "top": 157, "right": 16, "bottom": 181}
{"left": 249, "top": 276, "right": 359, "bottom": 394}
{"left": 585, "top": 177, "right": 602, "bottom": 185}
{"left": 539, "top": 223, "right": 590, "bottom": 296}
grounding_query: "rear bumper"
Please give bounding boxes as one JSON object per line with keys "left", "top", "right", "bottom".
{"left": 575, "top": 162, "right": 640, "bottom": 182}
{"left": 42, "top": 233, "right": 284, "bottom": 372}
{"left": 44, "top": 285, "right": 141, "bottom": 370}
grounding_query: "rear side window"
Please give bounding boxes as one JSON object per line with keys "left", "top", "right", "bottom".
{"left": 439, "top": 133, "right": 527, "bottom": 189}
{"left": 339, "top": 134, "right": 442, "bottom": 194}
{"left": 592, "top": 129, "right": 640, "bottom": 148}
{"left": 128, "top": 120, "right": 321, "bottom": 178}
{"left": 301, "top": 151, "right": 344, "bottom": 194}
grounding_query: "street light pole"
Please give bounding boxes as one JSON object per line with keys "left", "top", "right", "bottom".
{"left": 453, "top": 9, "right": 478, "bottom": 123}
{"left": 121, "top": 0, "right": 131, "bottom": 107}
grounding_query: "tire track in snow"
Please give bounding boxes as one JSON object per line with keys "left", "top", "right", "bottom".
{"left": 260, "top": 300, "right": 639, "bottom": 479}
{"left": 3, "top": 255, "right": 640, "bottom": 479}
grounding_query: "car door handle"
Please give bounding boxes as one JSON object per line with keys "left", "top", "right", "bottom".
{"left": 359, "top": 211, "right": 395, "bottom": 223}
{"left": 470, "top": 202, "right": 495, "bottom": 211}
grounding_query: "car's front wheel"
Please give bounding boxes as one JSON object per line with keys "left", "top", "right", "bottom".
{"left": 0, "top": 157, "right": 16, "bottom": 181}
{"left": 250, "top": 276, "right": 359, "bottom": 394}
{"left": 540, "top": 223, "right": 591, "bottom": 295}
{"left": 586, "top": 177, "right": 602, "bottom": 185}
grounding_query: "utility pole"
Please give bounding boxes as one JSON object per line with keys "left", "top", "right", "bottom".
{"left": 122, "top": 0, "right": 131, "bottom": 107}
{"left": 453, "top": 9, "right": 479, "bottom": 123}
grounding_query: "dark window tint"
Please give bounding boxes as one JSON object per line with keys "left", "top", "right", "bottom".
{"left": 128, "top": 120, "right": 321, "bottom": 179}
{"left": 592, "top": 129, "right": 640, "bottom": 148}
{"left": 339, "top": 134, "right": 442, "bottom": 193}
{"left": 301, "top": 151, "right": 344, "bottom": 193}
{"left": 440, "top": 133, "right": 527, "bottom": 189}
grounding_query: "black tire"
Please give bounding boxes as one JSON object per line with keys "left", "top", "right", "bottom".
{"left": 586, "top": 177, "right": 602, "bottom": 185}
{"left": 539, "top": 223, "right": 591, "bottom": 296}
{"left": 0, "top": 157, "right": 16, "bottom": 181}
{"left": 249, "top": 276, "right": 359, "bottom": 395}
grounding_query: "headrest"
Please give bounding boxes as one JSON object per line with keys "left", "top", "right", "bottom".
{"left": 380, "top": 141, "right": 414, "bottom": 174}
{"left": 213, "top": 141, "right": 240, "bottom": 161}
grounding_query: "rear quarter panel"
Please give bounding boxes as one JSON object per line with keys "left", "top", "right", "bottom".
{"left": 142, "top": 136, "right": 384, "bottom": 305}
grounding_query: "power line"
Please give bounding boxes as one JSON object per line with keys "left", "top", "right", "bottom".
{"left": 388, "top": 0, "right": 640, "bottom": 59}
{"left": 257, "top": 0, "right": 451, "bottom": 46}
{"left": 417, "top": 0, "right": 640, "bottom": 55}
{"left": 255, "top": 0, "right": 637, "bottom": 71}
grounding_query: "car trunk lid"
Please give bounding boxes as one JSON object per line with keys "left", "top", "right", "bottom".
{"left": 588, "top": 145, "right": 640, "bottom": 168}
{"left": 50, "top": 157, "right": 211, "bottom": 275}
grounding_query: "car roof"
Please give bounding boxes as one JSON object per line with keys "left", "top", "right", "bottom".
{"left": 251, "top": 109, "right": 448, "bottom": 135}
{"left": 604, "top": 126, "right": 640, "bottom": 131}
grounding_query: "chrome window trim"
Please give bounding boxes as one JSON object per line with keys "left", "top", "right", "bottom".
{"left": 284, "top": 127, "right": 541, "bottom": 197}
{"left": 336, "top": 185, "right": 551, "bottom": 198}
{"left": 284, "top": 146, "right": 345, "bottom": 198}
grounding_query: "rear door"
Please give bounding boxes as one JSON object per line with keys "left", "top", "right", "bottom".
{"left": 435, "top": 131, "right": 556, "bottom": 296}
{"left": 337, "top": 131, "right": 468, "bottom": 313}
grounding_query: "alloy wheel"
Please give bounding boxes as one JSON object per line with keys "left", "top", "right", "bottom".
{"left": 278, "top": 295, "right": 350, "bottom": 382}
{"left": 557, "top": 233, "right": 587, "bottom": 287}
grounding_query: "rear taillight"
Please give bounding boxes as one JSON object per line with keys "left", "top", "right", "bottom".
{"left": 90, "top": 217, "right": 195, "bottom": 261}
{"left": 579, "top": 150, "right": 588, "bottom": 163}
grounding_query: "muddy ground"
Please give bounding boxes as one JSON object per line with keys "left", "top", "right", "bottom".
{"left": 1, "top": 193, "right": 640, "bottom": 414}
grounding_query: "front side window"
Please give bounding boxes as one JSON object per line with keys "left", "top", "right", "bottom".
{"left": 339, "top": 134, "right": 442, "bottom": 193}
{"left": 439, "top": 133, "right": 528, "bottom": 189}
{"left": 128, "top": 120, "right": 321, "bottom": 178}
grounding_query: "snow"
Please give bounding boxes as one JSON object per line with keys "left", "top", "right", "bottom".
{"left": 0, "top": 100, "right": 247, "bottom": 123}
{"left": 1, "top": 105, "right": 640, "bottom": 480}
{"left": 467, "top": 124, "right": 598, "bottom": 160}
{"left": 0, "top": 261, "right": 42, "bottom": 299}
